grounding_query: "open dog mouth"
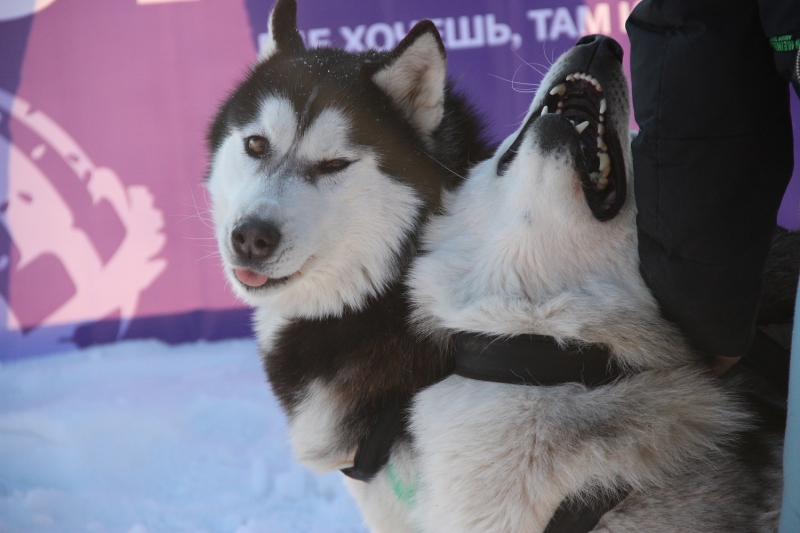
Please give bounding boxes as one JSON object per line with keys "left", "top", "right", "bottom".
{"left": 541, "top": 71, "right": 626, "bottom": 220}
{"left": 499, "top": 70, "right": 626, "bottom": 221}
{"left": 542, "top": 74, "right": 610, "bottom": 188}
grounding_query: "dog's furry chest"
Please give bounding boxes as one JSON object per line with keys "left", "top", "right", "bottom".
{"left": 259, "top": 282, "right": 451, "bottom": 471}
{"left": 409, "top": 368, "right": 781, "bottom": 533}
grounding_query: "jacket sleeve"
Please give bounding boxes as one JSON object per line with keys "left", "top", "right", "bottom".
{"left": 626, "top": 0, "right": 795, "bottom": 357}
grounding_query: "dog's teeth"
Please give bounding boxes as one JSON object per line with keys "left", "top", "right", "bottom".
{"left": 599, "top": 115, "right": 604, "bottom": 122}
{"left": 593, "top": 80, "right": 603, "bottom": 92}
{"left": 599, "top": 99, "right": 607, "bottom": 114}
{"left": 558, "top": 101, "right": 564, "bottom": 108}
{"left": 574, "top": 72, "right": 582, "bottom": 79}
{"left": 550, "top": 83, "right": 567, "bottom": 96}
{"left": 598, "top": 124, "right": 605, "bottom": 135}
{"left": 575, "top": 121, "right": 589, "bottom": 134}
{"left": 599, "top": 152, "right": 611, "bottom": 173}
{"left": 541, "top": 105, "right": 549, "bottom": 115}
{"left": 566, "top": 74, "right": 575, "bottom": 81}
{"left": 556, "top": 109, "right": 562, "bottom": 114}
{"left": 591, "top": 171, "right": 609, "bottom": 189}
{"left": 597, "top": 137, "right": 608, "bottom": 151}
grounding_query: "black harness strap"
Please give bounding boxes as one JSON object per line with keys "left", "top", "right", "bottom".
{"left": 543, "top": 488, "right": 632, "bottom": 533}
{"left": 341, "top": 401, "right": 408, "bottom": 482}
{"left": 456, "top": 331, "right": 629, "bottom": 533}
{"left": 342, "top": 331, "right": 630, "bottom": 533}
{"left": 455, "top": 331, "right": 622, "bottom": 387}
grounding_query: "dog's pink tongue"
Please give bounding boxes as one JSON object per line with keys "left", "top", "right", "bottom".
{"left": 235, "top": 268, "right": 269, "bottom": 287}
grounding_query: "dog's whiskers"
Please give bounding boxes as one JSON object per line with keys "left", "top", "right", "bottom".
{"left": 512, "top": 49, "right": 548, "bottom": 78}
{"left": 542, "top": 41, "right": 557, "bottom": 67}
{"left": 487, "top": 71, "right": 541, "bottom": 94}
{"left": 488, "top": 73, "right": 526, "bottom": 85}
{"left": 186, "top": 186, "right": 216, "bottom": 230}
{"left": 195, "top": 250, "right": 222, "bottom": 262}
{"left": 415, "top": 147, "right": 465, "bottom": 180}
{"left": 172, "top": 212, "right": 212, "bottom": 224}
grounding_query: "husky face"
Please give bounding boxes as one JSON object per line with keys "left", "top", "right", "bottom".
{"left": 207, "top": 4, "right": 454, "bottom": 319}
{"left": 410, "top": 35, "right": 641, "bottom": 338}
{"left": 207, "top": 92, "right": 421, "bottom": 318}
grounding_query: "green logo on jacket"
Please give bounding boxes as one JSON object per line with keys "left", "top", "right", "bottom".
{"left": 770, "top": 34, "right": 800, "bottom": 52}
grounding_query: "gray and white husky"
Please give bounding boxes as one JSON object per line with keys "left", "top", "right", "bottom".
{"left": 407, "top": 35, "right": 783, "bottom": 532}
{"left": 205, "top": 0, "right": 488, "bottom": 531}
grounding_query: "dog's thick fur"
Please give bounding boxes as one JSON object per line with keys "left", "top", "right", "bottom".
{"left": 407, "top": 37, "right": 783, "bottom": 532}
{"left": 205, "top": 1, "right": 488, "bottom": 531}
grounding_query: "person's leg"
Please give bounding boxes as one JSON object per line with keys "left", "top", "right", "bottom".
{"left": 759, "top": 3, "right": 800, "bottom": 527}
{"left": 779, "top": 287, "right": 800, "bottom": 531}
{"left": 627, "top": 0, "right": 794, "bottom": 359}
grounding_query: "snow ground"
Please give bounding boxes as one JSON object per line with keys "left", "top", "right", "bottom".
{"left": 0, "top": 339, "right": 368, "bottom": 533}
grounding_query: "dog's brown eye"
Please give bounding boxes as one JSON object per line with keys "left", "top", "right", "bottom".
{"left": 316, "top": 159, "right": 353, "bottom": 174}
{"left": 245, "top": 136, "right": 269, "bottom": 157}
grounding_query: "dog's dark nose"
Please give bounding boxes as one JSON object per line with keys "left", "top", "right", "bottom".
{"left": 231, "top": 218, "right": 281, "bottom": 261}
{"left": 575, "top": 34, "right": 624, "bottom": 62}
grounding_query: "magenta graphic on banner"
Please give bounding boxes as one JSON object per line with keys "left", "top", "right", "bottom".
{"left": 1, "top": 0, "right": 799, "bottom": 359}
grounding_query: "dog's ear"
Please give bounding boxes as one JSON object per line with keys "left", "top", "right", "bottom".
{"left": 372, "top": 21, "right": 447, "bottom": 142}
{"left": 259, "top": 0, "right": 305, "bottom": 61}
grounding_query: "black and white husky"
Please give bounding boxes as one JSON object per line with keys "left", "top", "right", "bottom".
{"left": 205, "top": 0, "right": 487, "bottom": 530}
{"left": 407, "top": 36, "right": 783, "bottom": 532}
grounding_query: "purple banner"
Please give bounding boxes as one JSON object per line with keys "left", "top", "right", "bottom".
{"left": 1, "top": 0, "right": 798, "bottom": 359}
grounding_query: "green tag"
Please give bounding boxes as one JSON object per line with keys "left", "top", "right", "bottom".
{"left": 770, "top": 34, "right": 800, "bottom": 52}
{"left": 387, "top": 461, "right": 417, "bottom": 506}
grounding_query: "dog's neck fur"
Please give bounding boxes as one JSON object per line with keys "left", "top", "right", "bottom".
{"left": 405, "top": 130, "right": 755, "bottom": 533}
{"left": 409, "top": 155, "right": 695, "bottom": 372}
{"left": 403, "top": 37, "right": 695, "bottom": 373}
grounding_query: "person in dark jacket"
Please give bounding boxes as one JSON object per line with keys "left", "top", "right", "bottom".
{"left": 625, "top": 0, "right": 800, "bottom": 529}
